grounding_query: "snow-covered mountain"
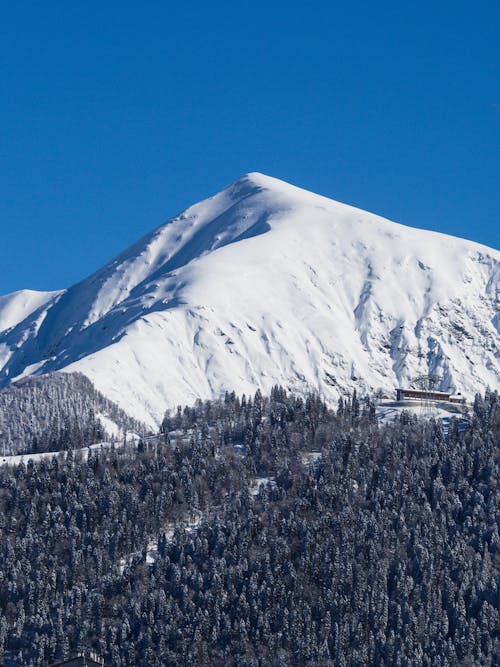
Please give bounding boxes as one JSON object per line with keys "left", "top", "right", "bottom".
{"left": 0, "top": 173, "right": 498, "bottom": 426}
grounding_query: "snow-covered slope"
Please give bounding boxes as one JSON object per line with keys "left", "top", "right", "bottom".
{"left": 0, "top": 173, "right": 498, "bottom": 426}
{"left": 0, "top": 289, "right": 61, "bottom": 333}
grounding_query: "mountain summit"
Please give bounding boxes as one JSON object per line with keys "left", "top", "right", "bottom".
{"left": 0, "top": 173, "right": 498, "bottom": 425}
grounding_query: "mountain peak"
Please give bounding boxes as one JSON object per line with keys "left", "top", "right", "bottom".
{"left": 232, "top": 171, "right": 285, "bottom": 188}
{"left": 0, "top": 175, "right": 498, "bottom": 425}
{"left": 224, "top": 172, "right": 326, "bottom": 206}
{"left": 234, "top": 171, "right": 272, "bottom": 185}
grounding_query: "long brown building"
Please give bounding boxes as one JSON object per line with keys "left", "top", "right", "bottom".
{"left": 396, "top": 388, "right": 464, "bottom": 404}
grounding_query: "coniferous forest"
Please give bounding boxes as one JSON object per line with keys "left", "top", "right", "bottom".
{"left": 0, "top": 386, "right": 498, "bottom": 666}
{"left": 0, "top": 373, "right": 145, "bottom": 456}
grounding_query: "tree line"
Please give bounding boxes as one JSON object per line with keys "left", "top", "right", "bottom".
{"left": 0, "top": 385, "right": 497, "bottom": 665}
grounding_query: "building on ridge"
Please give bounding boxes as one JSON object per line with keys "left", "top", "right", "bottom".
{"left": 396, "top": 388, "right": 465, "bottom": 404}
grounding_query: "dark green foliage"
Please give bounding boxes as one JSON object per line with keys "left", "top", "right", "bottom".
{"left": 0, "top": 387, "right": 498, "bottom": 666}
{"left": 0, "top": 372, "right": 146, "bottom": 455}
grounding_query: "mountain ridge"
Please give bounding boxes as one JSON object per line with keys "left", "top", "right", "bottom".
{"left": 0, "top": 173, "right": 498, "bottom": 425}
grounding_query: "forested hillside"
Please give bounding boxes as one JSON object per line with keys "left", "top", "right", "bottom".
{"left": 0, "top": 388, "right": 498, "bottom": 666}
{"left": 0, "top": 373, "right": 146, "bottom": 456}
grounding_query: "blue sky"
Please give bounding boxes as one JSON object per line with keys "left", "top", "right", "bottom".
{"left": 0, "top": 1, "right": 498, "bottom": 294}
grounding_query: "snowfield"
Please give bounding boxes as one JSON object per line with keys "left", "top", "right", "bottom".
{"left": 0, "top": 289, "right": 61, "bottom": 334}
{"left": 0, "top": 441, "right": 113, "bottom": 467}
{"left": 0, "top": 173, "right": 498, "bottom": 426}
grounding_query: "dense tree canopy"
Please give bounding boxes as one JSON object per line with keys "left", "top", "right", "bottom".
{"left": 0, "top": 386, "right": 498, "bottom": 666}
{"left": 0, "top": 373, "right": 145, "bottom": 455}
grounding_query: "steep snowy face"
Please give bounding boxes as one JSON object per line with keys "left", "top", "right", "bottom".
{"left": 0, "top": 289, "right": 61, "bottom": 334}
{"left": 0, "top": 172, "right": 498, "bottom": 426}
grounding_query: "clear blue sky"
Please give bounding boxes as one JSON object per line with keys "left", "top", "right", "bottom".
{"left": 0, "top": 1, "right": 498, "bottom": 294}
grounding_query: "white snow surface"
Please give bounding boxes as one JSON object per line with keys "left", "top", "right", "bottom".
{"left": 0, "top": 289, "right": 61, "bottom": 333}
{"left": 0, "top": 441, "right": 113, "bottom": 467}
{"left": 376, "top": 400, "right": 468, "bottom": 424}
{"left": 0, "top": 173, "right": 498, "bottom": 426}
